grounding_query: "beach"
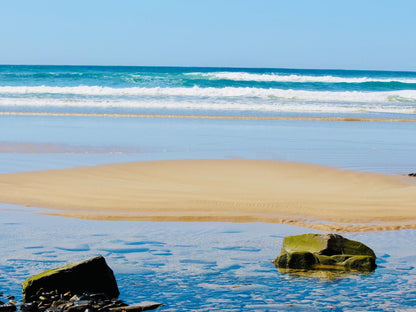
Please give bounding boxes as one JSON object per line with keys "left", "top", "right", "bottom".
{"left": 0, "top": 159, "right": 415, "bottom": 232}
{"left": 1, "top": 66, "right": 416, "bottom": 310}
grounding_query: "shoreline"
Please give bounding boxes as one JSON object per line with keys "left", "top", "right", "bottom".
{"left": 1, "top": 111, "right": 416, "bottom": 122}
{"left": 0, "top": 159, "right": 415, "bottom": 232}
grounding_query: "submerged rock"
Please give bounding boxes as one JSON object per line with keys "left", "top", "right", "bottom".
{"left": 273, "top": 234, "right": 376, "bottom": 272}
{"left": 22, "top": 256, "right": 119, "bottom": 303}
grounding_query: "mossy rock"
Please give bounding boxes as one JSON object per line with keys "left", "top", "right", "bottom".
{"left": 275, "top": 251, "right": 318, "bottom": 270}
{"left": 280, "top": 233, "right": 375, "bottom": 257}
{"left": 315, "top": 254, "right": 337, "bottom": 266}
{"left": 274, "top": 234, "right": 376, "bottom": 272}
{"left": 343, "top": 255, "right": 377, "bottom": 271}
{"left": 22, "top": 256, "right": 119, "bottom": 303}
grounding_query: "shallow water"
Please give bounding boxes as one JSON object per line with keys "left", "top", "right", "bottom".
{"left": 0, "top": 115, "right": 415, "bottom": 174}
{"left": 0, "top": 207, "right": 415, "bottom": 311}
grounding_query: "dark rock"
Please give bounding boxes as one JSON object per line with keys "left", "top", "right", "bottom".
{"left": 276, "top": 251, "right": 317, "bottom": 270}
{"left": 19, "top": 290, "right": 163, "bottom": 312}
{"left": 22, "top": 256, "right": 119, "bottom": 303}
{"left": 0, "top": 302, "right": 16, "bottom": 312}
{"left": 20, "top": 257, "right": 163, "bottom": 312}
{"left": 273, "top": 233, "right": 376, "bottom": 272}
{"left": 409, "top": 173, "right": 416, "bottom": 177}
{"left": 109, "top": 302, "right": 165, "bottom": 312}
{"left": 344, "top": 255, "right": 376, "bottom": 271}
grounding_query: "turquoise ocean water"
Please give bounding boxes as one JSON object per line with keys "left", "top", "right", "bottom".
{"left": 0, "top": 65, "right": 416, "bottom": 117}
{"left": 1, "top": 66, "right": 416, "bottom": 311}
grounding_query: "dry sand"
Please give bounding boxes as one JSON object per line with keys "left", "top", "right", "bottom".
{"left": 0, "top": 159, "right": 415, "bottom": 232}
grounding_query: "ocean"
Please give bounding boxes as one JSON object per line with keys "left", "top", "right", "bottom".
{"left": 1, "top": 66, "right": 416, "bottom": 311}
{"left": 0, "top": 65, "right": 416, "bottom": 118}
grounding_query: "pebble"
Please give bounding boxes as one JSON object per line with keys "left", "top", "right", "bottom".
{"left": 0, "top": 302, "right": 17, "bottom": 312}
{"left": 19, "top": 291, "right": 163, "bottom": 312}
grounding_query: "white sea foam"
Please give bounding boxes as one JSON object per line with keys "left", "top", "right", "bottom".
{"left": 0, "top": 97, "right": 415, "bottom": 115}
{"left": 187, "top": 72, "right": 416, "bottom": 84}
{"left": 1, "top": 86, "right": 416, "bottom": 103}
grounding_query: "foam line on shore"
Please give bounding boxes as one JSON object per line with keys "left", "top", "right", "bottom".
{"left": 1, "top": 111, "right": 416, "bottom": 122}
{"left": 0, "top": 159, "right": 415, "bottom": 232}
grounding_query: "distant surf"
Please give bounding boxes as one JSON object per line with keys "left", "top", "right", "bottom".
{"left": 1, "top": 65, "right": 415, "bottom": 118}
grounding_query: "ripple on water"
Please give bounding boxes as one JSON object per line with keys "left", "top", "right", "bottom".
{"left": 124, "top": 241, "right": 166, "bottom": 246}
{"left": 55, "top": 244, "right": 90, "bottom": 252}
{"left": 214, "top": 246, "right": 262, "bottom": 252}
{"left": 100, "top": 248, "right": 150, "bottom": 254}
{"left": 1, "top": 210, "right": 416, "bottom": 310}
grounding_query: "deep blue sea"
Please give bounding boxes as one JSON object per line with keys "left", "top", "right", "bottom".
{"left": 1, "top": 65, "right": 416, "bottom": 118}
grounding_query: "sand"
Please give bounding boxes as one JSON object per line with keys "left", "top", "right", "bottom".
{"left": 0, "top": 159, "right": 415, "bottom": 232}
{"left": 2, "top": 111, "right": 416, "bottom": 122}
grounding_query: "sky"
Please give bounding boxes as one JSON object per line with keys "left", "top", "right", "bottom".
{"left": 1, "top": 0, "right": 415, "bottom": 71}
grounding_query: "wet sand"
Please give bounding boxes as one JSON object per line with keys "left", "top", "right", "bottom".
{"left": 2, "top": 111, "right": 416, "bottom": 122}
{"left": 0, "top": 159, "right": 415, "bottom": 232}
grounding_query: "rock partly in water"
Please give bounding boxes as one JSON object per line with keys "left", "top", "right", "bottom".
{"left": 273, "top": 234, "right": 377, "bottom": 272}
{"left": 20, "top": 256, "right": 164, "bottom": 312}
{"left": 22, "top": 256, "right": 119, "bottom": 303}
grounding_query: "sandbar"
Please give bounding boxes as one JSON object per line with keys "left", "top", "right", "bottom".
{"left": 0, "top": 159, "right": 415, "bottom": 232}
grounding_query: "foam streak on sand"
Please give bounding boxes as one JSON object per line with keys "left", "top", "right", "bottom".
{"left": 0, "top": 159, "right": 415, "bottom": 232}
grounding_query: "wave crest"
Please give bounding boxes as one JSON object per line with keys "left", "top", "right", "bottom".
{"left": 186, "top": 72, "right": 416, "bottom": 84}
{"left": 1, "top": 85, "right": 416, "bottom": 103}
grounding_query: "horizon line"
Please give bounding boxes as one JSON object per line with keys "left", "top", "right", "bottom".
{"left": 1, "top": 63, "right": 415, "bottom": 74}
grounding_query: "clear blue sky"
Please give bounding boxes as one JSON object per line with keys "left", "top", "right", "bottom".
{"left": 1, "top": 0, "right": 415, "bottom": 71}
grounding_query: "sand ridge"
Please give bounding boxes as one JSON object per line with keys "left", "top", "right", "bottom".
{"left": 0, "top": 159, "right": 415, "bottom": 232}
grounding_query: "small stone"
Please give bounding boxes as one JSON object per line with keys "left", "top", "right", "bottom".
{"left": 89, "top": 293, "right": 109, "bottom": 301}
{"left": 109, "top": 302, "right": 165, "bottom": 312}
{"left": 0, "top": 303, "right": 17, "bottom": 312}
{"left": 408, "top": 173, "right": 416, "bottom": 177}
{"left": 20, "top": 302, "right": 35, "bottom": 312}
{"left": 69, "top": 295, "right": 80, "bottom": 302}
{"left": 66, "top": 302, "right": 92, "bottom": 312}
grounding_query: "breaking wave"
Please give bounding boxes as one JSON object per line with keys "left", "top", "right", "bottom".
{"left": 186, "top": 72, "right": 416, "bottom": 84}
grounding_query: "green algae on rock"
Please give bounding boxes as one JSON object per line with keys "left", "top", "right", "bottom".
{"left": 22, "top": 256, "right": 119, "bottom": 303}
{"left": 273, "top": 234, "right": 376, "bottom": 272}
